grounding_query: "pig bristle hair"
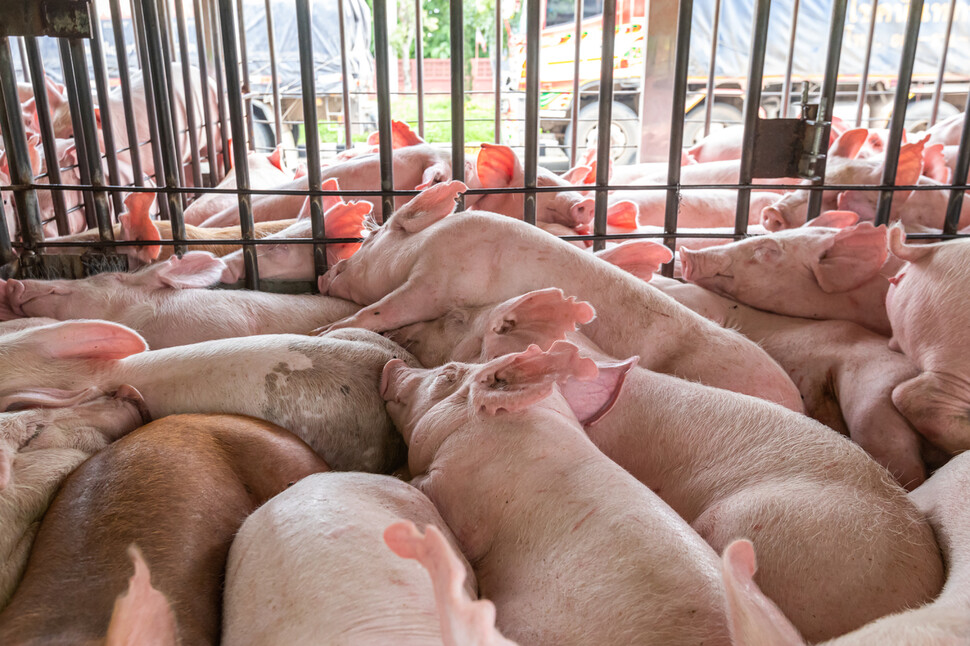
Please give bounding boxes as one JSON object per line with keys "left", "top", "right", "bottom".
{"left": 363, "top": 214, "right": 381, "bottom": 233}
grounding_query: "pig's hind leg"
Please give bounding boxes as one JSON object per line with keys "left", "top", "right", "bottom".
{"left": 314, "top": 281, "right": 448, "bottom": 335}
{"left": 892, "top": 370, "right": 970, "bottom": 455}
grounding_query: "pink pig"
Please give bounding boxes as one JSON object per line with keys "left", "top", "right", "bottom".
{"left": 606, "top": 188, "right": 780, "bottom": 229}
{"left": 381, "top": 341, "right": 731, "bottom": 645}
{"left": 318, "top": 181, "right": 803, "bottom": 411}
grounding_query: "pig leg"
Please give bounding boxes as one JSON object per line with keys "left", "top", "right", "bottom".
{"left": 315, "top": 281, "right": 448, "bottom": 335}
{"left": 892, "top": 371, "right": 970, "bottom": 455}
{"left": 840, "top": 392, "right": 926, "bottom": 490}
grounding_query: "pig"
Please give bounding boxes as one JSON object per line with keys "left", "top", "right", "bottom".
{"left": 182, "top": 147, "right": 292, "bottom": 225}
{"left": 1, "top": 252, "right": 361, "bottom": 349}
{"left": 2, "top": 135, "right": 86, "bottom": 238}
{"left": 926, "top": 112, "right": 965, "bottom": 147}
{"left": 104, "top": 546, "right": 178, "bottom": 646}
{"left": 385, "top": 289, "right": 944, "bottom": 641}
{"left": 0, "top": 389, "right": 148, "bottom": 606}
{"left": 942, "top": 144, "right": 970, "bottom": 181}
{"left": 685, "top": 117, "right": 848, "bottom": 165}
{"left": 679, "top": 211, "right": 898, "bottom": 336}
{"left": 719, "top": 449, "right": 970, "bottom": 646}
{"left": 606, "top": 188, "right": 781, "bottom": 229}
{"left": 381, "top": 341, "right": 732, "bottom": 645}
{"left": 834, "top": 178, "right": 970, "bottom": 232}
{"left": 318, "top": 181, "right": 804, "bottom": 411}
{"left": 223, "top": 472, "right": 477, "bottom": 645}
{"left": 0, "top": 320, "right": 416, "bottom": 472}
{"left": 334, "top": 120, "right": 426, "bottom": 162}
{"left": 885, "top": 226, "right": 970, "bottom": 453}
{"left": 0, "top": 413, "right": 327, "bottom": 644}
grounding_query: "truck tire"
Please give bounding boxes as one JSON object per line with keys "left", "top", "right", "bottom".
{"left": 682, "top": 102, "right": 744, "bottom": 146}
{"left": 250, "top": 102, "right": 278, "bottom": 153}
{"left": 905, "top": 99, "right": 960, "bottom": 132}
{"left": 564, "top": 102, "right": 640, "bottom": 166}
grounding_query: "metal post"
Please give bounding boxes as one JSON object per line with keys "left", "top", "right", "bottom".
{"left": 109, "top": 0, "right": 145, "bottom": 187}
{"left": 374, "top": 0, "right": 395, "bottom": 221}
{"left": 129, "top": 0, "right": 143, "bottom": 70}
{"left": 58, "top": 40, "right": 97, "bottom": 230}
{"left": 218, "top": 0, "right": 259, "bottom": 288}
{"left": 733, "top": 0, "right": 771, "bottom": 235}
{"left": 296, "top": 0, "right": 327, "bottom": 279}
{"left": 156, "top": 0, "right": 188, "bottom": 198}
{"left": 449, "top": 0, "right": 465, "bottom": 187}
{"left": 805, "top": 0, "right": 848, "bottom": 221}
{"left": 206, "top": 0, "right": 232, "bottom": 174}
{"left": 568, "top": 0, "right": 583, "bottom": 164}
{"left": 929, "top": 0, "right": 957, "bottom": 127}
{"left": 16, "top": 37, "right": 29, "bottom": 83}
{"left": 415, "top": 0, "right": 425, "bottom": 139}
{"left": 193, "top": 0, "right": 219, "bottom": 186}
{"left": 236, "top": 0, "right": 255, "bottom": 149}
{"left": 175, "top": 0, "right": 204, "bottom": 190}
{"left": 943, "top": 87, "right": 970, "bottom": 234}
{"left": 0, "top": 197, "right": 12, "bottom": 265}
{"left": 780, "top": 0, "right": 801, "bottom": 117}
{"left": 874, "top": 0, "right": 924, "bottom": 226}
{"left": 854, "top": 0, "right": 878, "bottom": 127}
{"left": 338, "top": 0, "right": 354, "bottom": 149}
{"left": 88, "top": 7, "right": 126, "bottom": 216}
{"left": 264, "top": 0, "right": 283, "bottom": 146}
{"left": 523, "top": 0, "right": 540, "bottom": 226}
{"left": 703, "top": 0, "right": 722, "bottom": 136}
{"left": 593, "top": 0, "right": 616, "bottom": 252}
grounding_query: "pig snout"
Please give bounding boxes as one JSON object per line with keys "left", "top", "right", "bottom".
{"left": 113, "top": 384, "right": 152, "bottom": 426}
{"left": 679, "top": 248, "right": 730, "bottom": 284}
{"left": 5, "top": 279, "right": 29, "bottom": 317}
{"left": 380, "top": 359, "right": 411, "bottom": 402}
{"left": 5, "top": 279, "right": 69, "bottom": 317}
{"left": 568, "top": 198, "right": 596, "bottom": 227}
{"left": 761, "top": 206, "right": 788, "bottom": 232}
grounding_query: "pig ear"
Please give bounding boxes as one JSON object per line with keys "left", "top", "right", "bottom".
{"left": 415, "top": 162, "right": 450, "bottom": 191}
{"left": 0, "top": 386, "right": 104, "bottom": 412}
{"left": 26, "top": 139, "right": 42, "bottom": 177}
{"left": 324, "top": 201, "right": 370, "bottom": 264}
{"left": 896, "top": 138, "right": 926, "bottom": 186}
{"left": 476, "top": 144, "right": 521, "bottom": 189}
{"left": 390, "top": 120, "right": 425, "bottom": 148}
{"left": 23, "top": 320, "right": 148, "bottom": 360}
{"left": 887, "top": 224, "right": 935, "bottom": 263}
{"left": 606, "top": 200, "right": 638, "bottom": 230}
{"left": 120, "top": 192, "right": 161, "bottom": 265}
{"left": 561, "top": 165, "right": 593, "bottom": 185}
{"left": 835, "top": 191, "right": 877, "bottom": 221}
{"left": 560, "top": 356, "right": 637, "bottom": 427}
{"left": 922, "top": 144, "right": 950, "bottom": 184}
{"left": 472, "top": 342, "right": 598, "bottom": 417}
{"left": 294, "top": 163, "right": 307, "bottom": 180}
{"left": 104, "top": 545, "right": 178, "bottom": 646}
{"left": 596, "top": 241, "right": 673, "bottom": 281}
{"left": 268, "top": 145, "right": 284, "bottom": 171}
{"left": 722, "top": 540, "right": 806, "bottom": 646}
{"left": 393, "top": 180, "right": 467, "bottom": 234}
{"left": 320, "top": 177, "right": 344, "bottom": 212}
{"left": 812, "top": 222, "right": 888, "bottom": 293}
{"left": 806, "top": 209, "right": 859, "bottom": 229}
{"left": 830, "top": 128, "right": 868, "bottom": 159}
{"left": 144, "top": 252, "right": 226, "bottom": 289}
{"left": 482, "top": 288, "right": 596, "bottom": 358}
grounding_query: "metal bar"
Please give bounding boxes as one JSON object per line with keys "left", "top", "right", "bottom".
{"left": 129, "top": 0, "right": 143, "bottom": 70}
{"left": 929, "top": 0, "right": 957, "bottom": 127}
{"left": 662, "top": 0, "right": 694, "bottom": 277}
{"left": 0, "top": 39, "right": 44, "bottom": 251}
{"left": 854, "top": 0, "right": 878, "bottom": 127}
{"left": 160, "top": 0, "right": 177, "bottom": 58}
{"left": 414, "top": 0, "right": 425, "bottom": 138}
{"left": 450, "top": 0, "right": 465, "bottom": 187}
{"left": 703, "top": 0, "right": 722, "bottom": 136}
{"left": 88, "top": 8, "right": 126, "bottom": 216}
{"left": 569, "top": 0, "right": 583, "bottom": 164}
{"left": 296, "top": 0, "right": 327, "bottom": 280}
{"left": 374, "top": 0, "right": 395, "bottom": 221}
{"left": 174, "top": 0, "right": 204, "bottom": 190}
{"left": 0, "top": 196, "right": 12, "bottom": 266}
{"left": 193, "top": 0, "right": 219, "bottom": 186}
{"left": 593, "top": 0, "right": 617, "bottom": 252}
{"left": 780, "top": 0, "right": 800, "bottom": 117}
{"left": 206, "top": 0, "right": 232, "bottom": 174}
{"left": 109, "top": 0, "right": 145, "bottom": 187}
{"left": 141, "top": 0, "right": 187, "bottom": 252}
{"left": 156, "top": 0, "right": 188, "bottom": 199}
{"left": 805, "top": 0, "right": 848, "bottom": 221}
{"left": 68, "top": 39, "right": 113, "bottom": 242}
{"left": 523, "top": 0, "right": 541, "bottom": 226}
{"left": 733, "top": 0, "right": 771, "bottom": 235}
{"left": 338, "top": 0, "right": 354, "bottom": 149}
{"left": 218, "top": 0, "right": 259, "bottom": 289}
{"left": 264, "top": 0, "right": 283, "bottom": 146}
{"left": 942, "top": 87, "right": 970, "bottom": 234}
{"left": 57, "top": 40, "right": 97, "bottom": 230}
{"left": 24, "top": 37, "right": 70, "bottom": 235}
{"left": 874, "top": 0, "right": 924, "bottom": 226}
{"left": 236, "top": 0, "right": 255, "bottom": 150}
{"left": 16, "top": 38, "right": 29, "bottom": 83}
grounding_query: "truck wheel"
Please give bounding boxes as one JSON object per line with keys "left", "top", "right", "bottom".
{"left": 905, "top": 99, "right": 960, "bottom": 132}
{"left": 250, "top": 102, "right": 278, "bottom": 152}
{"left": 564, "top": 102, "right": 640, "bottom": 166}
{"left": 682, "top": 103, "right": 744, "bottom": 146}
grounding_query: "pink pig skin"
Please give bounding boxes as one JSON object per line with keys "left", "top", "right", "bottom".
{"left": 2, "top": 252, "right": 360, "bottom": 349}
{"left": 387, "top": 290, "right": 943, "bottom": 642}
{"left": 720, "top": 450, "right": 970, "bottom": 646}
{"left": 319, "top": 182, "right": 803, "bottom": 412}
{"left": 607, "top": 189, "right": 779, "bottom": 229}
{"left": 926, "top": 112, "right": 965, "bottom": 147}
{"left": 0, "top": 320, "right": 416, "bottom": 473}
{"left": 679, "top": 216, "right": 898, "bottom": 336}
{"left": 183, "top": 149, "right": 291, "bottom": 226}
{"left": 886, "top": 227, "right": 970, "bottom": 453}
{"left": 381, "top": 343, "right": 731, "bottom": 646}
{"left": 224, "top": 473, "right": 477, "bottom": 646}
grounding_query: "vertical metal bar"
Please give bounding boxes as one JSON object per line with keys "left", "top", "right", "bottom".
{"left": 338, "top": 0, "right": 354, "bottom": 149}
{"left": 703, "top": 0, "right": 722, "bottom": 136}
{"left": 130, "top": 0, "right": 144, "bottom": 70}
{"left": 194, "top": 0, "right": 219, "bottom": 186}
{"left": 88, "top": 8, "right": 126, "bottom": 216}
{"left": 523, "top": 0, "right": 541, "bottom": 226}
{"left": 805, "top": 0, "right": 848, "bottom": 221}
{"left": 109, "top": 0, "right": 145, "bottom": 187}
{"left": 942, "top": 87, "right": 970, "bottom": 234}
{"left": 854, "top": 0, "right": 878, "bottom": 127}
{"left": 160, "top": 0, "right": 177, "bottom": 59}
{"left": 374, "top": 0, "right": 395, "bottom": 221}
{"left": 662, "top": 0, "right": 694, "bottom": 277}
{"left": 733, "top": 0, "right": 771, "bottom": 235}
{"left": 58, "top": 40, "right": 97, "bottom": 230}
{"left": 569, "top": 0, "right": 583, "bottom": 164}
{"left": 414, "top": 0, "right": 425, "bottom": 139}
{"left": 0, "top": 40, "right": 44, "bottom": 251}
{"left": 449, "top": 0, "right": 465, "bottom": 187}
{"left": 206, "top": 0, "right": 232, "bottom": 174}
{"left": 218, "top": 0, "right": 259, "bottom": 288}
{"left": 68, "top": 39, "right": 113, "bottom": 242}
{"left": 874, "top": 0, "right": 924, "bottom": 226}
{"left": 929, "top": 0, "right": 957, "bottom": 127}
{"left": 16, "top": 38, "right": 29, "bottom": 83}
{"left": 24, "top": 38, "right": 70, "bottom": 235}
{"left": 175, "top": 0, "right": 204, "bottom": 190}
{"left": 296, "top": 0, "right": 327, "bottom": 279}
{"left": 780, "top": 0, "right": 801, "bottom": 117}
{"left": 236, "top": 0, "right": 256, "bottom": 150}
{"left": 0, "top": 197, "right": 12, "bottom": 265}
{"left": 141, "top": 0, "right": 187, "bottom": 252}
{"left": 264, "top": 0, "right": 284, "bottom": 146}
{"left": 156, "top": 0, "right": 188, "bottom": 199}
{"left": 592, "top": 0, "right": 617, "bottom": 252}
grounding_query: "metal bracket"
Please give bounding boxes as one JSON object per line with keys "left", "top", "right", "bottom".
{"left": 750, "top": 88, "right": 828, "bottom": 180}
{"left": 0, "top": 1, "right": 92, "bottom": 39}
{"left": 16, "top": 252, "right": 128, "bottom": 279}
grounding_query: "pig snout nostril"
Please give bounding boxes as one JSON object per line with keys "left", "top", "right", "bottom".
{"left": 761, "top": 207, "right": 785, "bottom": 232}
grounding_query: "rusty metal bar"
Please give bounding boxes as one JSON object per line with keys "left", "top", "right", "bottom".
{"left": 702, "top": 0, "right": 722, "bottom": 137}
{"left": 16, "top": 37, "right": 29, "bottom": 83}
{"left": 780, "top": 0, "right": 800, "bottom": 117}
{"left": 129, "top": 0, "right": 143, "bottom": 70}
{"left": 494, "top": 0, "right": 502, "bottom": 144}
{"left": 374, "top": 0, "right": 395, "bottom": 221}
{"left": 57, "top": 40, "right": 97, "bottom": 230}
{"left": 569, "top": 0, "right": 583, "bottom": 164}
{"left": 942, "top": 87, "right": 970, "bottom": 234}
{"left": 175, "top": 0, "right": 204, "bottom": 190}
{"left": 450, "top": 0, "right": 465, "bottom": 186}
{"left": 296, "top": 0, "right": 327, "bottom": 279}
{"left": 193, "top": 0, "right": 219, "bottom": 186}
{"left": 338, "top": 0, "right": 354, "bottom": 149}
{"left": 523, "top": 0, "right": 540, "bottom": 226}
{"left": 108, "top": 0, "right": 145, "bottom": 187}
{"left": 236, "top": 0, "right": 255, "bottom": 150}
{"left": 593, "top": 0, "right": 617, "bottom": 252}
{"left": 88, "top": 7, "right": 126, "bottom": 216}
{"left": 264, "top": 0, "right": 283, "bottom": 146}
{"left": 854, "top": 0, "right": 878, "bottom": 127}
{"left": 156, "top": 0, "right": 187, "bottom": 201}
{"left": 929, "top": 0, "right": 957, "bottom": 127}
{"left": 206, "top": 0, "right": 232, "bottom": 174}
